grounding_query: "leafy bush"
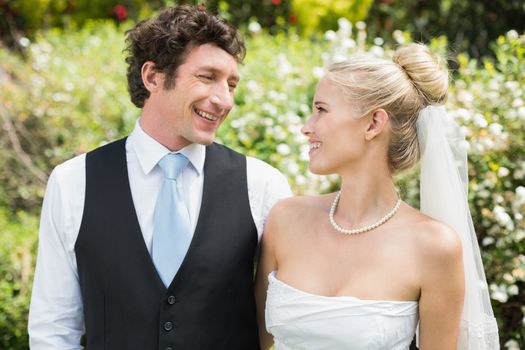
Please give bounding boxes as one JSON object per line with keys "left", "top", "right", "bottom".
{"left": 365, "top": 0, "right": 525, "bottom": 59}
{"left": 0, "top": 21, "right": 137, "bottom": 213}
{"left": 0, "top": 210, "right": 38, "bottom": 349}
{"left": 0, "top": 19, "right": 523, "bottom": 348}
{"left": 291, "top": 0, "right": 373, "bottom": 36}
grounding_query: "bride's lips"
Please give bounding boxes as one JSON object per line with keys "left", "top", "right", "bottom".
{"left": 309, "top": 140, "right": 322, "bottom": 154}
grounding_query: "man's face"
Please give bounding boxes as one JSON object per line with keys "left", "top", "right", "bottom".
{"left": 148, "top": 43, "right": 239, "bottom": 149}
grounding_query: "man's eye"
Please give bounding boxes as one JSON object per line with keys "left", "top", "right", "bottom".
{"left": 316, "top": 106, "right": 326, "bottom": 113}
{"left": 199, "top": 75, "right": 213, "bottom": 80}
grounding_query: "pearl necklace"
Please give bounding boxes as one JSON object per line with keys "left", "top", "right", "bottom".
{"left": 329, "top": 191, "right": 402, "bottom": 235}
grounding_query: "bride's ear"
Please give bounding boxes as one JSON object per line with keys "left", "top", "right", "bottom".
{"left": 364, "top": 109, "right": 390, "bottom": 141}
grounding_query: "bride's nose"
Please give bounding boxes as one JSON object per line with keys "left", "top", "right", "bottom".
{"left": 301, "top": 115, "right": 315, "bottom": 136}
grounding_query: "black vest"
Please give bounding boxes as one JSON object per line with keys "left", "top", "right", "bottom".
{"left": 75, "top": 138, "right": 260, "bottom": 349}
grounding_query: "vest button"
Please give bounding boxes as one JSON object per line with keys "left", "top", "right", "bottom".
{"left": 167, "top": 295, "right": 177, "bottom": 305}
{"left": 165, "top": 347, "right": 173, "bottom": 350}
{"left": 164, "top": 321, "right": 173, "bottom": 331}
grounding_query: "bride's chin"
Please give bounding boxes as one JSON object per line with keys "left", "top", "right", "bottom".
{"left": 308, "top": 163, "right": 332, "bottom": 175}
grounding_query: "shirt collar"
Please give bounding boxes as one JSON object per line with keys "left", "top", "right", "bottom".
{"left": 129, "top": 119, "right": 205, "bottom": 176}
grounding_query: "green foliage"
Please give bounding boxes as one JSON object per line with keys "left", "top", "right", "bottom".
{"left": 0, "top": 210, "right": 38, "bottom": 349}
{"left": 0, "top": 0, "right": 161, "bottom": 50}
{"left": 0, "top": 19, "right": 524, "bottom": 348}
{"left": 291, "top": 0, "right": 373, "bottom": 36}
{"left": 366, "top": 0, "right": 525, "bottom": 59}
{"left": 8, "top": 0, "right": 54, "bottom": 31}
{"left": 449, "top": 30, "right": 525, "bottom": 345}
{"left": 0, "top": 21, "right": 138, "bottom": 213}
{"left": 205, "top": 0, "right": 293, "bottom": 34}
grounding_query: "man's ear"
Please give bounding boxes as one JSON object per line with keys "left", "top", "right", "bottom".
{"left": 141, "top": 61, "right": 164, "bottom": 92}
{"left": 364, "top": 108, "right": 390, "bottom": 141}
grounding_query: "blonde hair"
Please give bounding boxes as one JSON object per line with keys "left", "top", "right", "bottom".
{"left": 326, "top": 43, "right": 449, "bottom": 173}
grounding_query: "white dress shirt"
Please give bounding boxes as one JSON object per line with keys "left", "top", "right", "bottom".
{"left": 28, "top": 121, "right": 292, "bottom": 349}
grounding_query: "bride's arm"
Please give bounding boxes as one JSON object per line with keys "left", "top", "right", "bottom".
{"left": 254, "top": 206, "right": 281, "bottom": 350}
{"left": 418, "top": 222, "right": 465, "bottom": 350}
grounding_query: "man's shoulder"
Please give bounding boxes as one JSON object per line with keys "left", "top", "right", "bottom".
{"left": 246, "top": 156, "right": 292, "bottom": 200}
{"left": 51, "top": 152, "right": 86, "bottom": 182}
{"left": 85, "top": 137, "right": 127, "bottom": 158}
{"left": 52, "top": 137, "right": 127, "bottom": 178}
{"left": 208, "top": 142, "right": 286, "bottom": 178}
{"left": 246, "top": 156, "right": 286, "bottom": 181}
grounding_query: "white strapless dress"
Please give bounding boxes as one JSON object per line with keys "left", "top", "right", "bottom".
{"left": 266, "top": 271, "right": 419, "bottom": 350}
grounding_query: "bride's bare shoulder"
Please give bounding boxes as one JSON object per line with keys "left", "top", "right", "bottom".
{"left": 403, "top": 205, "right": 463, "bottom": 262}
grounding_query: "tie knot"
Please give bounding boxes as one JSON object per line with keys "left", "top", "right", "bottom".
{"left": 158, "top": 153, "right": 189, "bottom": 180}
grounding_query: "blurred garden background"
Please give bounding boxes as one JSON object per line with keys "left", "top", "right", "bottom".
{"left": 1, "top": 0, "right": 524, "bottom": 348}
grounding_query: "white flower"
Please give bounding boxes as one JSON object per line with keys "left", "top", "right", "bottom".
{"left": 19, "top": 37, "right": 30, "bottom": 47}
{"left": 504, "top": 273, "right": 515, "bottom": 283}
{"left": 277, "top": 54, "right": 293, "bottom": 75}
{"left": 373, "top": 37, "right": 384, "bottom": 46}
{"left": 490, "top": 283, "right": 509, "bottom": 303}
{"left": 493, "top": 205, "right": 515, "bottom": 230}
{"left": 393, "top": 30, "right": 405, "bottom": 44}
{"left": 488, "top": 79, "right": 500, "bottom": 90}
{"left": 454, "top": 108, "right": 471, "bottom": 121}
{"left": 505, "top": 339, "right": 521, "bottom": 350}
{"left": 370, "top": 46, "right": 384, "bottom": 57}
{"left": 88, "top": 36, "right": 101, "bottom": 47}
{"left": 473, "top": 113, "right": 488, "bottom": 127}
{"left": 488, "top": 122, "right": 503, "bottom": 135}
{"left": 341, "top": 38, "right": 356, "bottom": 49}
{"left": 507, "top": 284, "right": 519, "bottom": 296}
{"left": 518, "top": 107, "right": 525, "bottom": 120}
{"left": 300, "top": 145, "right": 310, "bottom": 161}
{"left": 295, "top": 175, "right": 307, "bottom": 186}
{"left": 337, "top": 18, "right": 352, "bottom": 34}
{"left": 324, "top": 30, "right": 337, "bottom": 41}
{"left": 516, "top": 186, "right": 525, "bottom": 205}
{"left": 313, "top": 67, "right": 325, "bottom": 79}
{"left": 355, "top": 21, "right": 366, "bottom": 30}
{"left": 507, "top": 29, "right": 519, "bottom": 39}
{"left": 482, "top": 236, "right": 495, "bottom": 246}
{"left": 285, "top": 161, "right": 300, "bottom": 175}
{"left": 261, "top": 103, "right": 278, "bottom": 117}
{"left": 498, "top": 167, "right": 510, "bottom": 177}
{"left": 513, "top": 98, "right": 524, "bottom": 107}
{"left": 263, "top": 117, "right": 273, "bottom": 127}
{"left": 248, "top": 21, "right": 261, "bottom": 33}
{"left": 505, "top": 81, "right": 519, "bottom": 90}
{"left": 458, "top": 90, "right": 474, "bottom": 104}
{"left": 504, "top": 339, "right": 520, "bottom": 350}
{"left": 277, "top": 144, "right": 291, "bottom": 155}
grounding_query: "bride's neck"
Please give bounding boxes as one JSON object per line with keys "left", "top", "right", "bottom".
{"left": 336, "top": 173, "right": 398, "bottom": 227}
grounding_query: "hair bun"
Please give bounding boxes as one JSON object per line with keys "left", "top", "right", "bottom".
{"left": 392, "top": 43, "right": 449, "bottom": 105}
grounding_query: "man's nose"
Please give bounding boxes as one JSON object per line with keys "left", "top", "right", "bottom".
{"left": 210, "top": 83, "right": 233, "bottom": 111}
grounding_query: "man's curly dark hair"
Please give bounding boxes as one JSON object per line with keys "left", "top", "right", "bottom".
{"left": 124, "top": 5, "right": 246, "bottom": 108}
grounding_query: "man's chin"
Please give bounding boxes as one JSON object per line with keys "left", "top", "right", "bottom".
{"left": 194, "top": 135, "right": 216, "bottom": 146}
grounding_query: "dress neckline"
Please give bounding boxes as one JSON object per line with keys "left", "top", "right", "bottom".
{"left": 269, "top": 271, "right": 418, "bottom": 304}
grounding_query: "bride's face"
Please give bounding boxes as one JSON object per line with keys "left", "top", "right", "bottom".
{"left": 301, "top": 77, "right": 371, "bottom": 175}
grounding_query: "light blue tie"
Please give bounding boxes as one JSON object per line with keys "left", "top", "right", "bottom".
{"left": 152, "top": 153, "right": 191, "bottom": 287}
